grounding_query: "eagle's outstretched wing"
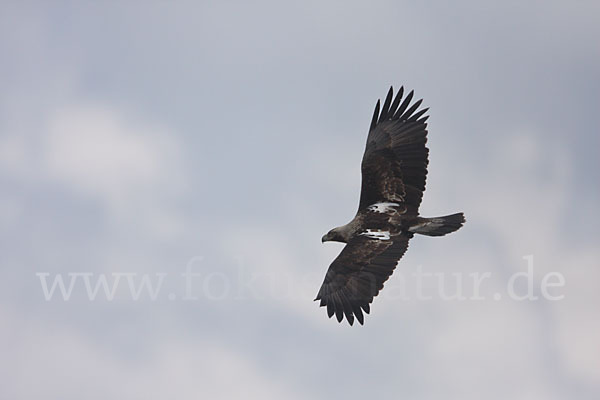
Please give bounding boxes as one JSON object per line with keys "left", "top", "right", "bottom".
{"left": 358, "top": 87, "right": 430, "bottom": 214}
{"left": 315, "top": 234, "right": 410, "bottom": 325}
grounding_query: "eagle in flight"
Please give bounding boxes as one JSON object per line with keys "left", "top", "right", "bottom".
{"left": 316, "top": 86, "right": 465, "bottom": 325}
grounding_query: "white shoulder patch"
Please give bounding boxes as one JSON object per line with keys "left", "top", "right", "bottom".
{"left": 360, "top": 229, "right": 391, "bottom": 240}
{"left": 367, "top": 202, "right": 400, "bottom": 213}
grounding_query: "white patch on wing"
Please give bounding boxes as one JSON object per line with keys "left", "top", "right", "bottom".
{"left": 360, "top": 229, "right": 391, "bottom": 240}
{"left": 367, "top": 202, "right": 400, "bottom": 213}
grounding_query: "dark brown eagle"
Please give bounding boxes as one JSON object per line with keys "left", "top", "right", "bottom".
{"left": 316, "top": 86, "right": 465, "bottom": 325}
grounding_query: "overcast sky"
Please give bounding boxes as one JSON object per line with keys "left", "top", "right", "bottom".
{"left": 1, "top": 1, "right": 599, "bottom": 399}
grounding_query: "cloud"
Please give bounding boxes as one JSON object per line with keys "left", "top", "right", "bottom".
{"left": 46, "top": 105, "right": 184, "bottom": 209}
{"left": 0, "top": 304, "right": 304, "bottom": 400}
{"left": 1, "top": 103, "right": 189, "bottom": 240}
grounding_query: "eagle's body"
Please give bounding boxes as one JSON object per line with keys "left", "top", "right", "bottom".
{"left": 316, "top": 86, "right": 465, "bottom": 325}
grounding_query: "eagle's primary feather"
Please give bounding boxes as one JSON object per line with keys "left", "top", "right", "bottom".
{"left": 316, "top": 86, "right": 465, "bottom": 325}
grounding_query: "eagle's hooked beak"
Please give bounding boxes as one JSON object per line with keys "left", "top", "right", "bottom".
{"left": 321, "top": 233, "right": 329, "bottom": 243}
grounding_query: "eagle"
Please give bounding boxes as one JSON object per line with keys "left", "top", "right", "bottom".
{"left": 316, "top": 86, "right": 465, "bottom": 325}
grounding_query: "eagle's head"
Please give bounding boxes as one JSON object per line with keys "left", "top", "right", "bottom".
{"left": 322, "top": 228, "right": 345, "bottom": 243}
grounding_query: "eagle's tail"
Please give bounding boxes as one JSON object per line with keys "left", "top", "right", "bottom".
{"left": 409, "top": 213, "right": 465, "bottom": 237}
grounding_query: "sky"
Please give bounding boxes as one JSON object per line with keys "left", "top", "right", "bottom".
{"left": 1, "top": 1, "right": 599, "bottom": 399}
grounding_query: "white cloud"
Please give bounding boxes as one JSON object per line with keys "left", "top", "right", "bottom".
{"left": 1, "top": 103, "right": 190, "bottom": 240}
{"left": 0, "top": 304, "right": 304, "bottom": 400}
{"left": 555, "top": 249, "right": 600, "bottom": 382}
{"left": 45, "top": 105, "right": 184, "bottom": 206}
